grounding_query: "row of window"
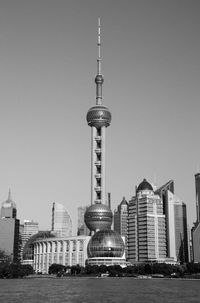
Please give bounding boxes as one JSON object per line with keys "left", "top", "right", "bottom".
{"left": 35, "top": 240, "right": 85, "bottom": 253}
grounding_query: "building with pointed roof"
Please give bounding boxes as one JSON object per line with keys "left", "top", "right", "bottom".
{"left": 0, "top": 190, "right": 20, "bottom": 262}
{"left": 1, "top": 189, "right": 17, "bottom": 219}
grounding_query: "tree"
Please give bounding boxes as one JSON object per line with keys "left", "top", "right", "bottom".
{"left": 48, "top": 263, "right": 66, "bottom": 275}
{"left": 85, "top": 265, "right": 99, "bottom": 275}
{"left": 0, "top": 262, "right": 34, "bottom": 279}
{"left": 71, "top": 265, "right": 82, "bottom": 275}
{"left": 99, "top": 265, "right": 108, "bottom": 273}
{"left": 0, "top": 249, "right": 11, "bottom": 264}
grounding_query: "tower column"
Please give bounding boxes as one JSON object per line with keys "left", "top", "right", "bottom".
{"left": 91, "top": 126, "right": 97, "bottom": 204}
{"left": 101, "top": 126, "right": 106, "bottom": 204}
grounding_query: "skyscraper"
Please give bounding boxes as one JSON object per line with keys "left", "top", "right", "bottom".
{"left": 127, "top": 179, "right": 166, "bottom": 264}
{"left": 77, "top": 206, "right": 90, "bottom": 236}
{"left": 20, "top": 220, "right": 39, "bottom": 262}
{"left": 114, "top": 197, "right": 128, "bottom": 257}
{"left": 191, "top": 173, "right": 200, "bottom": 262}
{"left": 155, "top": 180, "right": 188, "bottom": 263}
{"left": 114, "top": 197, "right": 128, "bottom": 236}
{"left": 1, "top": 189, "right": 17, "bottom": 219}
{"left": 84, "top": 19, "right": 126, "bottom": 267}
{"left": 174, "top": 200, "right": 188, "bottom": 263}
{"left": 195, "top": 173, "right": 200, "bottom": 223}
{"left": 51, "top": 202, "right": 72, "bottom": 237}
{"left": 0, "top": 190, "right": 20, "bottom": 262}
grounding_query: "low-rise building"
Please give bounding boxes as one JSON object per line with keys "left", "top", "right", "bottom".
{"left": 33, "top": 235, "right": 90, "bottom": 273}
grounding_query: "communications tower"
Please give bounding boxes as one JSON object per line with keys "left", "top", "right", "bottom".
{"left": 84, "top": 20, "right": 126, "bottom": 267}
{"left": 86, "top": 18, "right": 111, "bottom": 207}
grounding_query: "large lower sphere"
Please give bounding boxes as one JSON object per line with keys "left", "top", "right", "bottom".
{"left": 84, "top": 204, "right": 113, "bottom": 231}
{"left": 87, "top": 229, "right": 125, "bottom": 258}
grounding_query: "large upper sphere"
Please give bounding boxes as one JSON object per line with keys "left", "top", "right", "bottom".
{"left": 84, "top": 204, "right": 113, "bottom": 232}
{"left": 86, "top": 105, "right": 111, "bottom": 128}
{"left": 87, "top": 229, "right": 125, "bottom": 258}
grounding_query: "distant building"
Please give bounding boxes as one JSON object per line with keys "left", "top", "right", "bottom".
{"left": 51, "top": 202, "right": 72, "bottom": 237}
{"left": 77, "top": 206, "right": 90, "bottom": 236}
{"left": 191, "top": 173, "right": 200, "bottom": 262}
{"left": 155, "top": 180, "right": 189, "bottom": 263}
{"left": 174, "top": 200, "right": 188, "bottom": 263}
{"left": 106, "top": 193, "right": 111, "bottom": 209}
{"left": 1, "top": 189, "right": 17, "bottom": 219}
{"left": 127, "top": 179, "right": 166, "bottom": 264}
{"left": 195, "top": 173, "right": 200, "bottom": 222}
{"left": 0, "top": 190, "right": 20, "bottom": 262}
{"left": 20, "top": 220, "right": 39, "bottom": 261}
{"left": 114, "top": 197, "right": 128, "bottom": 257}
{"left": 192, "top": 223, "right": 200, "bottom": 262}
{"left": 33, "top": 235, "right": 90, "bottom": 273}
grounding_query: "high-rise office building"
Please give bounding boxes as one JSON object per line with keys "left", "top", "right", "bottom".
{"left": 114, "top": 197, "right": 128, "bottom": 236}
{"left": 84, "top": 19, "right": 126, "bottom": 267}
{"left": 191, "top": 173, "right": 200, "bottom": 262}
{"left": 155, "top": 180, "right": 188, "bottom": 263}
{"left": 1, "top": 189, "right": 17, "bottom": 219}
{"left": 174, "top": 200, "right": 188, "bottom": 263}
{"left": 0, "top": 190, "right": 20, "bottom": 262}
{"left": 155, "top": 180, "right": 189, "bottom": 263}
{"left": 51, "top": 202, "right": 72, "bottom": 237}
{"left": 114, "top": 197, "right": 128, "bottom": 258}
{"left": 195, "top": 173, "right": 200, "bottom": 222}
{"left": 77, "top": 206, "right": 90, "bottom": 236}
{"left": 127, "top": 179, "right": 166, "bottom": 264}
{"left": 20, "top": 220, "right": 39, "bottom": 261}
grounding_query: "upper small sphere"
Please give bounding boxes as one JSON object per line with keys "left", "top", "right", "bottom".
{"left": 84, "top": 204, "right": 113, "bottom": 232}
{"left": 137, "top": 178, "right": 153, "bottom": 192}
{"left": 95, "top": 74, "right": 104, "bottom": 84}
{"left": 86, "top": 105, "right": 111, "bottom": 128}
{"left": 87, "top": 229, "right": 125, "bottom": 258}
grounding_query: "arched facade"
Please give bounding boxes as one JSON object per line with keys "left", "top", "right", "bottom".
{"left": 33, "top": 235, "right": 90, "bottom": 273}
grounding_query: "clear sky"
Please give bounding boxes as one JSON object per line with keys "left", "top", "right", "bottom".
{"left": 0, "top": 0, "right": 200, "bottom": 233}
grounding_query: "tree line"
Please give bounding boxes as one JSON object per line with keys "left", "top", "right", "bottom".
{"left": 0, "top": 249, "right": 34, "bottom": 278}
{"left": 49, "top": 262, "right": 200, "bottom": 278}
{"left": 1, "top": 249, "right": 200, "bottom": 279}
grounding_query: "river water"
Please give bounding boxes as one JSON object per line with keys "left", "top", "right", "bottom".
{"left": 0, "top": 277, "right": 199, "bottom": 303}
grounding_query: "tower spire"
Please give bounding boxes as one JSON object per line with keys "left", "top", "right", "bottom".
{"left": 8, "top": 188, "right": 11, "bottom": 201}
{"left": 97, "top": 17, "right": 101, "bottom": 75}
{"left": 95, "top": 17, "right": 104, "bottom": 105}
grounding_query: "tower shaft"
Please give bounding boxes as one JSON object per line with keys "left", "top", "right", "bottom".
{"left": 91, "top": 126, "right": 106, "bottom": 205}
{"left": 87, "top": 18, "right": 111, "bottom": 206}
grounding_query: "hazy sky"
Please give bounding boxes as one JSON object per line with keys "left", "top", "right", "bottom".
{"left": 0, "top": 0, "right": 200, "bottom": 233}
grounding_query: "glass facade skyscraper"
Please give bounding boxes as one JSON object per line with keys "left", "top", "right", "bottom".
{"left": 114, "top": 197, "right": 128, "bottom": 257}
{"left": 155, "top": 180, "right": 188, "bottom": 263}
{"left": 195, "top": 173, "right": 200, "bottom": 223}
{"left": 20, "top": 220, "right": 39, "bottom": 261}
{"left": 191, "top": 173, "right": 200, "bottom": 262}
{"left": 51, "top": 202, "right": 72, "bottom": 237}
{"left": 77, "top": 206, "right": 90, "bottom": 236}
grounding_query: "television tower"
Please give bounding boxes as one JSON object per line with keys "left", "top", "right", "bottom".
{"left": 84, "top": 20, "right": 125, "bottom": 267}
{"left": 86, "top": 18, "right": 111, "bottom": 207}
